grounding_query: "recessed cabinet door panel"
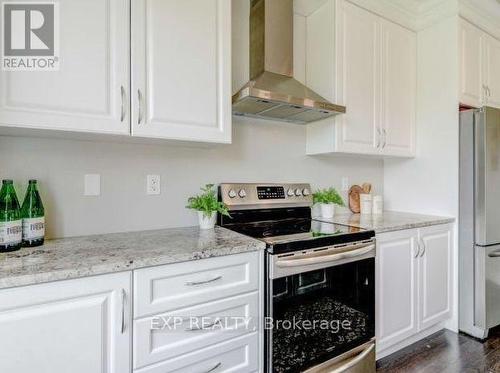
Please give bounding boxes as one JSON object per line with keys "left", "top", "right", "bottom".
{"left": 459, "top": 19, "right": 483, "bottom": 108}
{"left": 484, "top": 35, "right": 500, "bottom": 109}
{"left": 376, "top": 229, "right": 419, "bottom": 352}
{"left": 0, "top": 0, "right": 130, "bottom": 134}
{"left": 381, "top": 20, "right": 416, "bottom": 157}
{"left": 132, "top": 0, "right": 231, "bottom": 143}
{"left": 419, "top": 225, "right": 452, "bottom": 330}
{"left": 335, "top": 1, "right": 379, "bottom": 154}
{"left": 0, "top": 272, "right": 131, "bottom": 373}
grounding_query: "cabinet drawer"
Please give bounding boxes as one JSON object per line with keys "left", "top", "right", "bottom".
{"left": 134, "top": 251, "right": 259, "bottom": 318}
{"left": 134, "top": 332, "right": 258, "bottom": 373}
{"left": 134, "top": 292, "right": 258, "bottom": 368}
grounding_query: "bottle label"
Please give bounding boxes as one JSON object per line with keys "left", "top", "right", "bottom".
{"left": 0, "top": 220, "right": 23, "bottom": 245}
{"left": 23, "top": 217, "right": 45, "bottom": 241}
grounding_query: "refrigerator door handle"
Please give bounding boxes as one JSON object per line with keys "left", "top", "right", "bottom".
{"left": 488, "top": 250, "right": 500, "bottom": 258}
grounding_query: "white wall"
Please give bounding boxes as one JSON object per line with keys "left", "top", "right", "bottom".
{"left": 384, "top": 15, "right": 460, "bottom": 331}
{"left": 0, "top": 120, "right": 383, "bottom": 239}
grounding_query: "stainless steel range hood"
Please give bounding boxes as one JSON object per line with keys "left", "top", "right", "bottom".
{"left": 232, "top": 0, "right": 345, "bottom": 124}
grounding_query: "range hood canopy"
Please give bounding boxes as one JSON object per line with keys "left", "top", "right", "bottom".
{"left": 232, "top": 0, "right": 345, "bottom": 124}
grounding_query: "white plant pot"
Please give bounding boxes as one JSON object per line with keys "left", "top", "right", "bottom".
{"left": 198, "top": 211, "right": 217, "bottom": 230}
{"left": 320, "top": 222, "right": 336, "bottom": 234}
{"left": 320, "top": 203, "right": 335, "bottom": 218}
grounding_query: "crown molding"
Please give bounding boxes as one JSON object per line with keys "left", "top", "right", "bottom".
{"left": 459, "top": 0, "right": 500, "bottom": 39}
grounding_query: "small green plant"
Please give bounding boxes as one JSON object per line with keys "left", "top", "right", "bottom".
{"left": 186, "top": 184, "right": 230, "bottom": 218}
{"left": 313, "top": 187, "right": 345, "bottom": 206}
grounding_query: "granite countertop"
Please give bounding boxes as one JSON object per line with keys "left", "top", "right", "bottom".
{"left": 0, "top": 226, "right": 265, "bottom": 290}
{"left": 314, "top": 211, "right": 455, "bottom": 233}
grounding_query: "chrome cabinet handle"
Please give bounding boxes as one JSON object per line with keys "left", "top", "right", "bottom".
{"left": 203, "top": 362, "right": 222, "bottom": 373}
{"left": 415, "top": 242, "right": 421, "bottom": 258}
{"left": 330, "top": 342, "right": 375, "bottom": 373}
{"left": 120, "top": 289, "right": 126, "bottom": 334}
{"left": 138, "top": 89, "right": 144, "bottom": 125}
{"left": 120, "top": 86, "right": 126, "bottom": 122}
{"left": 382, "top": 129, "right": 387, "bottom": 149}
{"left": 487, "top": 86, "right": 492, "bottom": 97}
{"left": 185, "top": 318, "right": 220, "bottom": 331}
{"left": 420, "top": 238, "right": 426, "bottom": 257}
{"left": 185, "top": 275, "right": 222, "bottom": 286}
{"left": 376, "top": 128, "right": 381, "bottom": 148}
{"left": 488, "top": 250, "right": 500, "bottom": 258}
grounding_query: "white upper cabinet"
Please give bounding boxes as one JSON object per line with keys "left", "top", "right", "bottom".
{"left": 305, "top": 0, "right": 416, "bottom": 158}
{"left": 0, "top": 0, "right": 130, "bottom": 135}
{"left": 335, "top": 0, "right": 380, "bottom": 155}
{"left": 459, "top": 18, "right": 500, "bottom": 109}
{"left": 380, "top": 19, "right": 416, "bottom": 157}
{"left": 483, "top": 34, "right": 500, "bottom": 109}
{"left": 459, "top": 19, "right": 483, "bottom": 107}
{"left": 131, "top": 0, "right": 232, "bottom": 143}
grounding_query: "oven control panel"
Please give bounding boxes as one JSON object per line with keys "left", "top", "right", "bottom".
{"left": 219, "top": 183, "right": 313, "bottom": 210}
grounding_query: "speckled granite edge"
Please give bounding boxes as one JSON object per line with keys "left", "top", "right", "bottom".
{"left": 0, "top": 226, "right": 265, "bottom": 290}
{"left": 314, "top": 211, "right": 455, "bottom": 234}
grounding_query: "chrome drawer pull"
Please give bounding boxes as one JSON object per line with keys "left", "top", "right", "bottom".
{"left": 185, "top": 318, "right": 220, "bottom": 331}
{"left": 330, "top": 343, "right": 375, "bottom": 373}
{"left": 488, "top": 250, "right": 500, "bottom": 258}
{"left": 185, "top": 275, "right": 222, "bottom": 286}
{"left": 120, "top": 288, "right": 126, "bottom": 334}
{"left": 120, "top": 85, "right": 126, "bottom": 122}
{"left": 203, "top": 362, "right": 222, "bottom": 373}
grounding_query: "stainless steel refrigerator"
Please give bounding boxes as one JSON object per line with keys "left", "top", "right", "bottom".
{"left": 460, "top": 106, "right": 500, "bottom": 339}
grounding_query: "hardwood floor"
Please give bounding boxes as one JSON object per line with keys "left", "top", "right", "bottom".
{"left": 377, "top": 327, "right": 500, "bottom": 373}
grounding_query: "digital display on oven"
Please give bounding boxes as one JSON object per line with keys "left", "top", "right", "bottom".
{"left": 257, "top": 186, "right": 285, "bottom": 200}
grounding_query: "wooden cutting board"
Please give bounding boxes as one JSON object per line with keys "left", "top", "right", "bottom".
{"left": 348, "top": 185, "right": 364, "bottom": 213}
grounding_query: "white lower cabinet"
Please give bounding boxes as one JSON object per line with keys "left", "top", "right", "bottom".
{"left": 376, "top": 224, "right": 453, "bottom": 355}
{"left": 0, "top": 272, "right": 132, "bottom": 373}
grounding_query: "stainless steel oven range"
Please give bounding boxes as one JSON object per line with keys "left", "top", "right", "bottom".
{"left": 218, "top": 183, "right": 376, "bottom": 373}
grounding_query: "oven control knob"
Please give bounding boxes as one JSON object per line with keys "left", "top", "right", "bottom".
{"left": 302, "top": 188, "right": 310, "bottom": 196}
{"left": 238, "top": 189, "right": 247, "bottom": 198}
{"left": 287, "top": 188, "right": 295, "bottom": 197}
{"left": 228, "top": 189, "right": 237, "bottom": 198}
{"left": 295, "top": 188, "right": 302, "bottom": 196}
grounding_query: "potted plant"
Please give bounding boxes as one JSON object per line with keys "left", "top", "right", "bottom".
{"left": 313, "top": 187, "right": 345, "bottom": 218}
{"left": 186, "top": 184, "right": 230, "bottom": 229}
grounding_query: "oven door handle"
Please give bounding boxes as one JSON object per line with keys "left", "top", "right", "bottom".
{"left": 275, "top": 244, "right": 375, "bottom": 268}
{"left": 330, "top": 342, "right": 375, "bottom": 373}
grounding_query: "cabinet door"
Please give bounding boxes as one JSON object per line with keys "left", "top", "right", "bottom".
{"left": 335, "top": 0, "right": 379, "bottom": 154}
{"left": 132, "top": 0, "right": 231, "bottom": 143}
{"left": 0, "top": 272, "right": 131, "bottom": 373}
{"left": 483, "top": 34, "right": 500, "bottom": 109}
{"left": 376, "top": 229, "right": 419, "bottom": 352}
{"left": 0, "top": 0, "right": 130, "bottom": 134}
{"left": 418, "top": 224, "right": 453, "bottom": 330}
{"left": 380, "top": 20, "right": 416, "bottom": 157}
{"left": 459, "top": 19, "right": 483, "bottom": 108}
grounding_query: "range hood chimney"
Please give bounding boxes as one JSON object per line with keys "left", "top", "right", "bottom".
{"left": 232, "top": 0, "right": 346, "bottom": 124}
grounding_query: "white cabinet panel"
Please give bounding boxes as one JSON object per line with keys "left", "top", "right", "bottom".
{"left": 134, "top": 251, "right": 259, "bottom": 318}
{"left": 132, "top": 0, "right": 231, "bottom": 143}
{"left": 419, "top": 225, "right": 453, "bottom": 330}
{"left": 380, "top": 20, "right": 416, "bottom": 157}
{"left": 134, "top": 333, "right": 259, "bottom": 373}
{"left": 335, "top": 0, "right": 379, "bottom": 154}
{"left": 459, "top": 19, "right": 483, "bottom": 108}
{"left": 0, "top": 0, "right": 130, "bottom": 134}
{"left": 0, "top": 272, "right": 131, "bottom": 373}
{"left": 376, "top": 229, "right": 418, "bottom": 352}
{"left": 483, "top": 34, "right": 500, "bottom": 109}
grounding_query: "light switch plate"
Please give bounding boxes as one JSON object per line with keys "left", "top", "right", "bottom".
{"left": 147, "top": 175, "right": 161, "bottom": 195}
{"left": 84, "top": 174, "right": 100, "bottom": 196}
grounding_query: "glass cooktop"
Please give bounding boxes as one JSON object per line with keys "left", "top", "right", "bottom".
{"left": 226, "top": 218, "right": 364, "bottom": 245}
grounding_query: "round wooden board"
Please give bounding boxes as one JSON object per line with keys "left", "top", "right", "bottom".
{"left": 348, "top": 185, "right": 364, "bottom": 213}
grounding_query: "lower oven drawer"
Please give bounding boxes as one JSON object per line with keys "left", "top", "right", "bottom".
{"left": 305, "top": 340, "right": 375, "bottom": 373}
{"left": 134, "top": 292, "right": 258, "bottom": 369}
{"left": 134, "top": 332, "right": 259, "bottom": 373}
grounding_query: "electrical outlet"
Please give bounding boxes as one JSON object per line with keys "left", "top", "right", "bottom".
{"left": 341, "top": 177, "right": 349, "bottom": 192}
{"left": 147, "top": 175, "right": 161, "bottom": 195}
{"left": 84, "top": 174, "right": 100, "bottom": 196}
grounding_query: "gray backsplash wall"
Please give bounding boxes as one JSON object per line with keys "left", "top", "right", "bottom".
{"left": 0, "top": 117, "right": 383, "bottom": 238}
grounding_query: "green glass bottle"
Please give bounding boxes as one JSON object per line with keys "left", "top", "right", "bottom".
{"left": 0, "top": 180, "right": 22, "bottom": 252}
{"left": 21, "top": 180, "right": 45, "bottom": 247}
